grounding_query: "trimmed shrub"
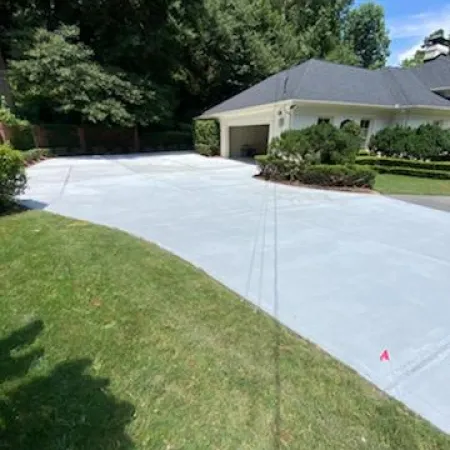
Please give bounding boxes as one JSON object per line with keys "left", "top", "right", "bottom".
{"left": 298, "top": 165, "right": 376, "bottom": 188}
{"left": 369, "top": 125, "right": 416, "bottom": 157}
{"left": 369, "top": 124, "right": 450, "bottom": 159}
{"left": 0, "top": 143, "right": 27, "bottom": 208}
{"left": 375, "top": 166, "right": 450, "bottom": 180}
{"left": 356, "top": 156, "right": 450, "bottom": 172}
{"left": 269, "top": 123, "right": 359, "bottom": 165}
{"left": 255, "top": 154, "right": 303, "bottom": 181}
{"left": 413, "top": 123, "right": 450, "bottom": 160}
{"left": 194, "top": 119, "right": 220, "bottom": 156}
{"left": 269, "top": 130, "right": 320, "bottom": 164}
{"left": 255, "top": 155, "right": 376, "bottom": 188}
{"left": 301, "top": 123, "right": 359, "bottom": 164}
{"left": 23, "top": 148, "right": 50, "bottom": 165}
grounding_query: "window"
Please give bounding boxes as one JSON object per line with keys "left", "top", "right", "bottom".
{"left": 434, "top": 120, "right": 444, "bottom": 127}
{"left": 360, "top": 119, "right": 371, "bottom": 139}
{"left": 360, "top": 119, "right": 371, "bottom": 130}
{"left": 317, "top": 117, "right": 331, "bottom": 125}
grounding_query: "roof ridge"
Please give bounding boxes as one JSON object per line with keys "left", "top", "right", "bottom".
{"left": 384, "top": 69, "right": 409, "bottom": 105}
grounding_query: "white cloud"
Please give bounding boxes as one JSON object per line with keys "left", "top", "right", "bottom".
{"left": 396, "top": 41, "right": 422, "bottom": 63}
{"left": 389, "top": 7, "right": 450, "bottom": 39}
{"left": 388, "top": 5, "right": 450, "bottom": 64}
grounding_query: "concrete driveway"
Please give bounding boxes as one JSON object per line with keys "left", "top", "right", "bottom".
{"left": 21, "top": 152, "right": 450, "bottom": 433}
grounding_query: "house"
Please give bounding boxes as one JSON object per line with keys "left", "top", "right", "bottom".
{"left": 200, "top": 36, "right": 450, "bottom": 158}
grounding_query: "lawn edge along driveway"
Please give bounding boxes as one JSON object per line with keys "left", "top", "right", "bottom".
{"left": 1, "top": 210, "right": 450, "bottom": 449}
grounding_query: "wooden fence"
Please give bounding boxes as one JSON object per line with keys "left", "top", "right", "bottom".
{"left": 0, "top": 123, "right": 193, "bottom": 154}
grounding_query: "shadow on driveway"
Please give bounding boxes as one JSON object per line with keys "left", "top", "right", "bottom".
{"left": 390, "top": 195, "right": 450, "bottom": 213}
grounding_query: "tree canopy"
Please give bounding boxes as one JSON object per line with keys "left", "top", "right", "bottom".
{"left": 0, "top": 0, "right": 391, "bottom": 127}
{"left": 343, "top": 2, "right": 390, "bottom": 69}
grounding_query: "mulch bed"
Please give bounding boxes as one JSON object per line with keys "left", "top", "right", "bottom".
{"left": 253, "top": 174, "right": 378, "bottom": 194}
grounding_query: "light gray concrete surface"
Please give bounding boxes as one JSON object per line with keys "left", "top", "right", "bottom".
{"left": 392, "top": 195, "right": 450, "bottom": 213}
{"left": 20, "top": 153, "right": 450, "bottom": 433}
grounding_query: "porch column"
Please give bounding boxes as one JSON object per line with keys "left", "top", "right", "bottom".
{"left": 220, "top": 122, "right": 230, "bottom": 158}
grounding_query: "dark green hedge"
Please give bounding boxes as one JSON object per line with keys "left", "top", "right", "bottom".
{"left": 140, "top": 130, "right": 192, "bottom": 150}
{"left": 8, "top": 125, "right": 35, "bottom": 151}
{"left": 255, "top": 155, "right": 376, "bottom": 188}
{"left": 376, "top": 166, "right": 450, "bottom": 180}
{"left": 194, "top": 119, "right": 220, "bottom": 156}
{"left": 356, "top": 156, "right": 450, "bottom": 172}
{"left": 0, "top": 143, "right": 27, "bottom": 209}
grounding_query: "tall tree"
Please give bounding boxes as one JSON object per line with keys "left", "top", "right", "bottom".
{"left": 325, "top": 43, "right": 361, "bottom": 66}
{"left": 8, "top": 26, "right": 172, "bottom": 126}
{"left": 344, "top": 2, "right": 390, "bottom": 69}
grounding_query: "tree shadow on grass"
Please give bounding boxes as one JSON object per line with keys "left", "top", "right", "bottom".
{"left": 0, "top": 320, "right": 44, "bottom": 384}
{"left": 0, "top": 322, "right": 136, "bottom": 450}
{"left": 0, "top": 201, "right": 28, "bottom": 217}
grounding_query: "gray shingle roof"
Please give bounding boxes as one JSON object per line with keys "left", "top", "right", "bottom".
{"left": 201, "top": 57, "right": 450, "bottom": 117}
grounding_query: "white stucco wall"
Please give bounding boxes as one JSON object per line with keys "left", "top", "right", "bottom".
{"left": 215, "top": 102, "right": 450, "bottom": 157}
{"left": 394, "top": 111, "right": 450, "bottom": 129}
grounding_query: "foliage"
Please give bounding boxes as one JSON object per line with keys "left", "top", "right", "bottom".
{"left": 301, "top": 123, "right": 359, "bottom": 164}
{"left": 369, "top": 124, "right": 450, "bottom": 160}
{"left": 375, "top": 166, "right": 450, "bottom": 180}
{"left": 341, "top": 119, "right": 363, "bottom": 148}
{"left": 22, "top": 148, "right": 50, "bottom": 164}
{"left": 298, "top": 164, "right": 376, "bottom": 188}
{"left": 8, "top": 26, "right": 173, "bottom": 127}
{"left": 325, "top": 44, "right": 361, "bottom": 66}
{"left": 194, "top": 119, "right": 220, "bottom": 156}
{"left": 343, "top": 2, "right": 390, "bottom": 69}
{"left": 369, "top": 125, "right": 415, "bottom": 157}
{"left": 255, "top": 154, "right": 375, "bottom": 188}
{"left": 269, "top": 130, "right": 320, "bottom": 164}
{"left": 1, "top": 0, "right": 391, "bottom": 125}
{"left": 268, "top": 124, "right": 359, "bottom": 168}
{"left": 8, "top": 124, "right": 35, "bottom": 150}
{"left": 0, "top": 97, "right": 28, "bottom": 127}
{"left": 255, "top": 154, "right": 303, "bottom": 181}
{"left": 356, "top": 156, "right": 450, "bottom": 172}
{"left": 414, "top": 123, "right": 450, "bottom": 160}
{"left": 0, "top": 143, "right": 26, "bottom": 208}
{"left": 401, "top": 50, "right": 425, "bottom": 68}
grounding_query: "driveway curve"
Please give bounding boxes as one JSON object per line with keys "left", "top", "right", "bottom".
{"left": 21, "top": 152, "right": 450, "bottom": 433}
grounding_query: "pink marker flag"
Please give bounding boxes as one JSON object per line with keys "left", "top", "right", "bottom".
{"left": 380, "top": 349, "right": 390, "bottom": 362}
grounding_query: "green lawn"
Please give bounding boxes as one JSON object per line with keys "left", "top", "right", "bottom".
{"left": 375, "top": 174, "right": 450, "bottom": 195}
{"left": 1, "top": 210, "right": 449, "bottom": 449}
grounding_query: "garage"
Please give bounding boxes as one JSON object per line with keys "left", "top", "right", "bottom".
{"left": 229, "top": 125, "right": 270, "bottom": 158}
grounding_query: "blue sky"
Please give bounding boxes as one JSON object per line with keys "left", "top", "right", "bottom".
{"left": 355, "top": 0, "right": 450, "bottom": 65}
